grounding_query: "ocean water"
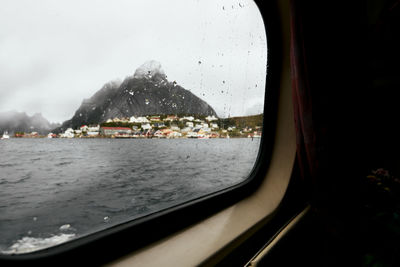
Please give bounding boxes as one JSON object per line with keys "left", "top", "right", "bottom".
{"left": 0, "top": 138, "right": 260, "bottom": 254}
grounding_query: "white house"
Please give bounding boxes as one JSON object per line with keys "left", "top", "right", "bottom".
{"left": 87, "top": 131, "right": 99, "bottom": 136}
{"left": 141, "top": 123, "right": 152, "bottom": 130}
{"left": 130, "top": 116, "right": 150, "bottom": 123}
{"left": 205, "top": 115, "right": 218, "bottom": 121}
{"left": 60, "top": 128, "right": 74, "bottom": 138}
{"left": 168, "top": 131, "right": 182, "bottom": 138}
{"left": 88, "top": 125, "right": 100, "bottom": 132}
{"left": 170, "top": 125, "right": 180, "bottom": 131}
{"left": 211, "top": 123, "right": 219, "bottom": 129}
{"left": 180, "top": 116, "right": 194, "bottom": 121}
{"left": 187, "top": 131, "right": 198, "bottom": 138}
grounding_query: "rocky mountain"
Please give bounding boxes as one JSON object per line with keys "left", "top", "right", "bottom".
{"left": 57, "top": 60, "right": 217, "bottom": 132}
{"left": 0, "top": 111, "right": 60, "bottom": 134}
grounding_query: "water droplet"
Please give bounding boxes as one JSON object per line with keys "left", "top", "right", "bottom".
{"left": 104, "top": 216, "right": 110, "bottom": 222}
{"left": 33, "top": 217, "right": 37, "bottom": 221}
{"left": 27, "top": 230, "right": 32, "bottom": 235}
{"left": 198, "top": 60, "right": 202, "bottom": 64}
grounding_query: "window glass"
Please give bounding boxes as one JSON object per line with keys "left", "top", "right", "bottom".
{"left": 0, "top": 0, "right": 267, "bottom": 254}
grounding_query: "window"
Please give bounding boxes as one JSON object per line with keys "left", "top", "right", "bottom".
{"left": 0, "top": 0, "right": 269, "bottom": 259}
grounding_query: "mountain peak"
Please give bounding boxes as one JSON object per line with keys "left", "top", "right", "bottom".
{"left": 133, "top": 60, "right": 166, "bottom": 80}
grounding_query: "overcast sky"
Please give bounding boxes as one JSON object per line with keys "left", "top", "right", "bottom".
{"left": 0, "top": 0, "right": 267, "bottom": 123}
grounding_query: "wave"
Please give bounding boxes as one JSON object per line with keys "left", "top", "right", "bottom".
{"left": 0, "top": 163, "right": 16, "bottom": 167}
{"left": 0, "top": 233, "right": 76, "bottom": 254}
{"left": 55, "top": 161, "right": 73, "bottom": 166}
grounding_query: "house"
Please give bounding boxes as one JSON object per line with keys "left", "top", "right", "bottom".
{"left": 141, "top": 123, "right": 152, "bottom": 130}
{"left": 210, "top": 132, "right": 219, "bottom": 138}
{"left": 168, "top": 131, "right": 182, "bottom": 138}
{"left": 60, "top": 128, "right": 74, "bottom": 138}
{"left": 120, "top": 117, "right": 130, "bottom": 123}
{"left": 205, "top": 115, "right": 218, "bottom": 121}
{"left": 80, "top": 125, "right": 88, "bottom": 132}
{"left": 164, "top": 115, "right": 179, "bottom": 121}
{"left": 186, "top": 131, "right": 198, "bottom": 138}
{"left": 180, "top": 116, "right": 194, "bottom": 121}
{"left": 88, "top": 125, "right": 100, "bottom": 132}
{"left": 130, "top": 116, "right": 150, "bottom": 123}
{"left": 87, "top": 131, "right": 99, "bottom": 137}
{"left": 170, "top": 125, "right": 180, "bottom": 131}
{"left": 100, "top": 127, "right": 132, "bottom": 136}
{"left": 153, "top": 122, "right": 166, "bottom": 128}
{"left": 154, "top": 130, "right": 164, "bottom": 138}
{"left": 211, "top": 123, "right": 219, "bottom": 129}
{"left": 149, "top": 116, "right": 161, "bottom": 122}
{"left": 186, "top": 122, "right": 194, "bottom": 128}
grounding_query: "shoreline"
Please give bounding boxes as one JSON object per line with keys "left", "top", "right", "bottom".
{"left": 6, "top": 135, "right": 261, "bottom": 140}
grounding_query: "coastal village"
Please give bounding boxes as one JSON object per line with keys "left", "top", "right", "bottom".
{"left": 5, "top": 114, "right": 263, "bottom": 139}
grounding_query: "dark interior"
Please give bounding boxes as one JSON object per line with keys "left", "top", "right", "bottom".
{"left": 219, "top": 1, "right": 400, "bottom": 266}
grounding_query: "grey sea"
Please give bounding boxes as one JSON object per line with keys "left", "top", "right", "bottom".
{"left": 0, "top": 138, "right": 260, "bottom": 254}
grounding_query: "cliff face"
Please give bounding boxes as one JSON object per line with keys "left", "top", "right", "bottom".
{"left": 57, "top": 61, "right": 217, "bottom": 131}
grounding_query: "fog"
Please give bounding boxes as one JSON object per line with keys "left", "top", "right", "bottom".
{"left": 0, "top": 0, "right": 267, "bottom": 123}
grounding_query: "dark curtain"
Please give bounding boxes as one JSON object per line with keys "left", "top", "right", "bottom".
{"left": 290, "top": 1, "right": 318, "bottom": 184}
{"left": 289, "top": 0, "right": 354, "bottom": 264}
